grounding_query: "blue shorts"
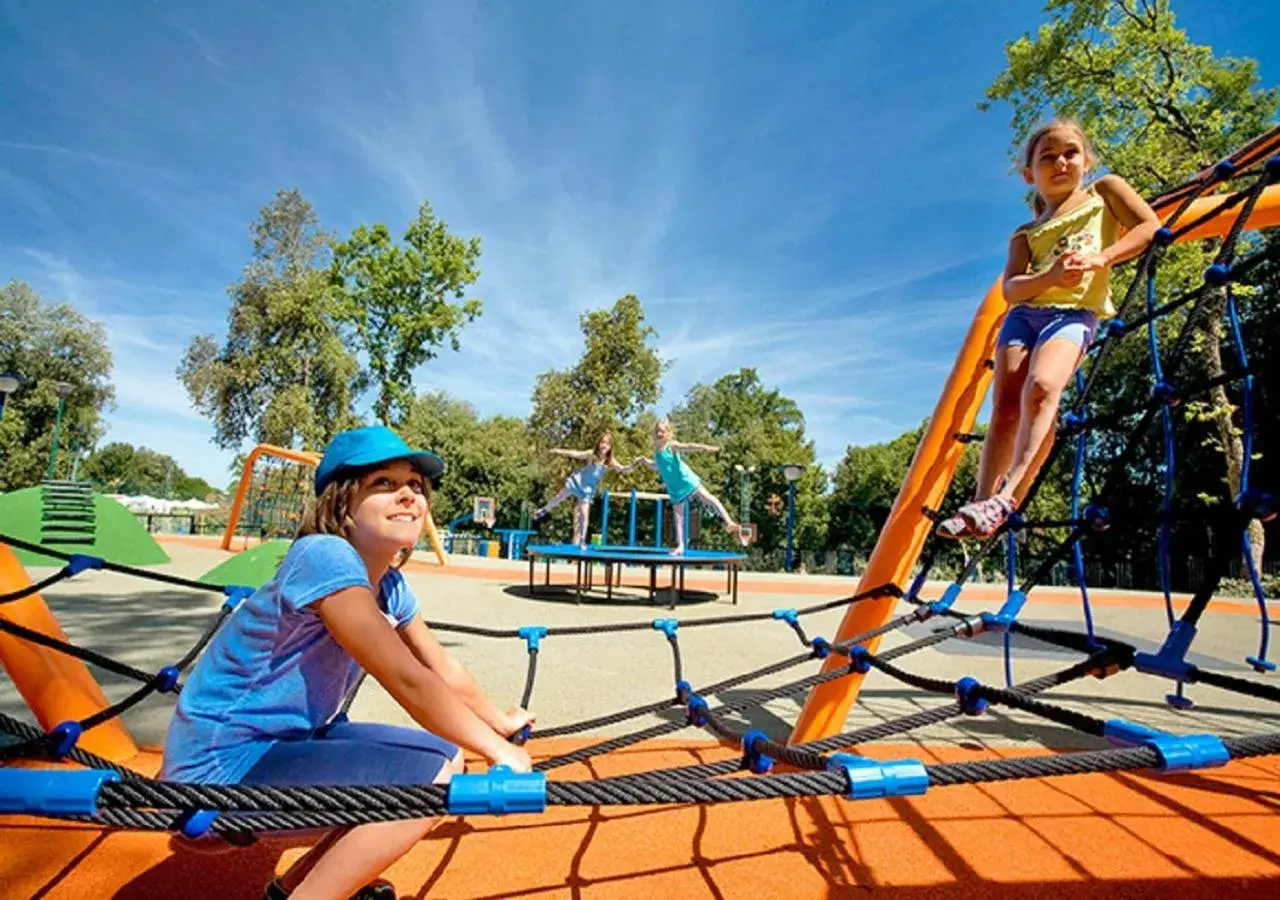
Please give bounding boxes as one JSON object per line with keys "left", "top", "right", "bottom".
{"left": 241, "top": 721, "right": 459, "bottom": 786}
{"left": 998, "top": 305, "right": 1098, "bottom": 351}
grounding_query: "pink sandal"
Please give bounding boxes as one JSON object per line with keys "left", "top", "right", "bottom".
{"left": 935, "top": 496, "right": 1016, "bottom": 539}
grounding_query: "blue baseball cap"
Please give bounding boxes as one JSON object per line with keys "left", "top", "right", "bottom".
{"left": 314, "top": 425, "right": 446, "bottom": 496}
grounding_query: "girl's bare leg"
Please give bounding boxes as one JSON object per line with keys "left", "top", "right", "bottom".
{"left": 975, "top": 343, "right": 1032, "bottom": 500}
{"left": 281, "top": 751, "right": 465, "bottom": 900}
{"left": 998, "top": 338, "right": 1084, "bottom": 501}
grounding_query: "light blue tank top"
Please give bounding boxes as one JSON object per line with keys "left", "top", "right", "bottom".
{"left": 573, "top": 462, "right": 607, "bottom": 494}
{"left": 654, "top": 445, "right": 701, "bottom": 503}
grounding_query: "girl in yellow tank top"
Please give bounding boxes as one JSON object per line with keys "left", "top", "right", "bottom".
{"left": 937, "top": 119, "right": 1161, "bottom": 539}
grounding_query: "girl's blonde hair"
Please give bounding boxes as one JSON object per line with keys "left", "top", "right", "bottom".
{"left": 1023, "top": 117, "right": 1095, "bottom": 215}
{"left": 593, "top": 432, "right": 615, "bottom": 466}
{"left": 296, "top": 468, "right": 426, "bottom": 569}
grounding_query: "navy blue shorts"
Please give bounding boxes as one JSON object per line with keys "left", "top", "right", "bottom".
{"left": 241, "top": 721, "right": 460, "bottom": 786}
{"left": 998, "top": 305, "right": 1098, "bottom": 351}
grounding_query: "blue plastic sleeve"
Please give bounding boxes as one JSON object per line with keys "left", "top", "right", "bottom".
{"left": 446, "top": 766, "right": 546, "bottom": 815}
{"left": 0, "top": 768, "right": 120, "bottom": 816}
{"left": 826, "top": 754, "right": 929, "bottom": 800}
{"left": 1148, "top": 734, "right": 1230, "bottom": 773}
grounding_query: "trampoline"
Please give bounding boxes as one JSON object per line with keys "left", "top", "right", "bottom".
{"left": 524, "top": 543, "right": 746, "bottom": 608}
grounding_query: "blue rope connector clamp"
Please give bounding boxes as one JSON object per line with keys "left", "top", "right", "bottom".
{"left": 771, "top": 608, "right": 799, "bottom": 627}
{"left": 1265, "top": 155, "right": 1280, "bottom": 179}
{"left": 1103, "top": 720, "right": 1229, "bottom": 774}
{"left": 1133, "top": 620, "right": 1197, "bottom": 682}
{"left": 810, "top": 636, "right": 831, "bottom": 659}
{"left": 651, "top": 618, "right": 679, "bottom": 640}
{"left": 981, "top": 590, "right": 1027, "bottom": 633}
{"left": 1151, "top": 380, "right": 1180, "bottom": 406}
{"left": 954, "top": 676, "right": 988, "bottom": 716}
{"left": 1237, "top": 488, "right": 1275, "bottom": 523}
{"left": 742, "top": 729, "right": 774, "bottom": 774}
{"left": 153, "top": 665, "right": 181, "bottom": 694}
{"left": 222, "top": 584, "right": 255, "bottom": 613}
{"left": 686, "top": 693, "right": 709, "bottom": 727}
{"left": 48, "top": 720, "right": 83, "bottom": 759}
{"left": 1152, "top": 225, "right": 1174, "bottom": 248}
{"left": 66, "top": 554, "right": 104, "bottom": 576}
{"left": 1083, "top": 504, "right": 1111, "bottom": 531}
{"left": 518, "top": 625, "right": 548, "bottom": 652}
{"left": 847, "top": 644, "right": 870, "bottom": 674}
{"left": 930, "top": 583, "right": 962, "bottom": 616}
{"left": 826, "top": 753, "right": 928, "bottom": 801}
{"left": 0, "top": 768, "right": 120, "bottom": 816}
{"left": 447, "top": 765, "right": 547, "bottom": 815}
{"left": 1203, "top": 263, "right": 1232, "bottom": 287}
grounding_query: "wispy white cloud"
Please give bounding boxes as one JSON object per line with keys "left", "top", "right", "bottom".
{"left": 0, "top": 0, "right": 1083, "bottom": 487}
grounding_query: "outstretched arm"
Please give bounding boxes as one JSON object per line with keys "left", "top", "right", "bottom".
{"left": 670, "top": 441, "right": 719, "bottom": 453}
{"left": 631, "top": 456, "right": 655, "bottom": 470}
{"left": 548, "top": 448, "right": 592, "bottom": 461}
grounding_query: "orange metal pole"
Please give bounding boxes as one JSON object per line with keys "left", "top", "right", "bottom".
{"left": 790, "top": 181, "right": 1280, "bottom": 744}
{"left": 788, "top": 282, "right": 1005, "bottom": 742}
{"left": 0, "top": 544, "right": 138, "bottom": 761}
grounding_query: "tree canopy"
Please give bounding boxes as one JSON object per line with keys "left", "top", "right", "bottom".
{"left": 0, "top": 280, "right": 115, "bottom": 490}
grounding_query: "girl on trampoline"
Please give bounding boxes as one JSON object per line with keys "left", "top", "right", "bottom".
{"left": 162, "top": 425, "right": 534, "bottom": 900}
{"left": 531, "top": 432, "right": 641, "bottom": 547}
{"left": 634, "top": 418, "right": 751, "bottom": 555}
{"left": 937, "top": 118, "right": 1160, "bottom": 539}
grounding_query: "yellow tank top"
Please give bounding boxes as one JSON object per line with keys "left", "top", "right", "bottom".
{"left": 1016, "top": 185, "right": 1119, "bottom": 318}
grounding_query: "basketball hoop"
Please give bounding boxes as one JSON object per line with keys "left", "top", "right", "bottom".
{"left": 473, "top": 496, "right": 496, "bottom": 529}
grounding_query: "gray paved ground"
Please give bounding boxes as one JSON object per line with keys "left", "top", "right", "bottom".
{"left": 5, "top": 543, "right": 1279, "bottom": 757}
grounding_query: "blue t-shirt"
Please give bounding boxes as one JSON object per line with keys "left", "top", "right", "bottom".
{"left": 161, "top": 535, "right": 420, "bottom": 783}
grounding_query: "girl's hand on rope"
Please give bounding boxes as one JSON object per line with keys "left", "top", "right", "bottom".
{"left": 501, "top": 706, "right": 536, "bottom": 738}
{"left": 491, "top": 742, "right": 533, "bottom": 773}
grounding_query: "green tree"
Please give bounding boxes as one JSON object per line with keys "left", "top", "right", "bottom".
{"left": 80, "top": 441, "right": 219, "bottom": 500}
{"left": 0, "top": 280, "right": 114, "bottom": 489}
{"left": 982, "top": 0, "right": 1279, "bottom": 578}
{"left": 330, "top": 202, "right": 483, "bottom": 425}
{"left": 178, "top": 189, "right": 362, "bottom": 452}
{"left": 668, "top": 368, "right": 827, "bottom": 554}
{"left": 528, "top": 294, "right": 665, "bottom": 464}
{"left": 399, "top": 391, "right": 537, "bottom": 527}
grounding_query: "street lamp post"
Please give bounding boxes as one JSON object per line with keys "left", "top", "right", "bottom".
{"left": 0, "top": 372, "right": 24, "bottom": 420}
{"left": 733, "top": 463, "right": 757, "bottom": 525}
{"left": 781, "top": 463, "right": 806, "bottom": 573}
{"left": 46, "top": 381, "right": 74, "bottom": 482}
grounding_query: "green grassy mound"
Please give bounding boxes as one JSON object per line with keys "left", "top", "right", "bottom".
{"left": 0, "top": 487, "right": 170, "bottom": 567}
{"left": 199, "top": 539, "right": 290, "bottom": 589}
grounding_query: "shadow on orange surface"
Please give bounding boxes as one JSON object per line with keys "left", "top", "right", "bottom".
{"left": 5, "top": 738, "right": 1280, "bottom": 899}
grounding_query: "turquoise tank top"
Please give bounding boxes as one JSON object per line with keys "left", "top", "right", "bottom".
{"left": 654, "top": 445, "right": 701, "bottom": 503}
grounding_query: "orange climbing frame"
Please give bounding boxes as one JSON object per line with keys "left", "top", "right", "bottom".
{"left": 791, "top": 181, "right": 1280, "bottom": 743}
{"left": 0, "top": 543, "right": 137, "bottom": 761}
{"left": 220, "top": 443, "right": 449, "bottom": 565}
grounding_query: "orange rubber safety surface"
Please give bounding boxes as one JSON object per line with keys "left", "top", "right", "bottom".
{"left": 4, "top": 739, "right": 1280, "bottom": 899}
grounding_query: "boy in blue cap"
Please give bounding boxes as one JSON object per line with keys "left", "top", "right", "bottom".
{"left": 163, "top": 425, "right": 534, "bottom": 900}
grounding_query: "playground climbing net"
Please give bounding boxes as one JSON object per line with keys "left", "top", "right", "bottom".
{"left": 2, "top": 142, "right": 1280, "bottom": 838}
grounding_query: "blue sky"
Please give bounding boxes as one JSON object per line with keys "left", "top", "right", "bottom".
{"left": 2, "top": 1, "right": 1277, "bottom": 487}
